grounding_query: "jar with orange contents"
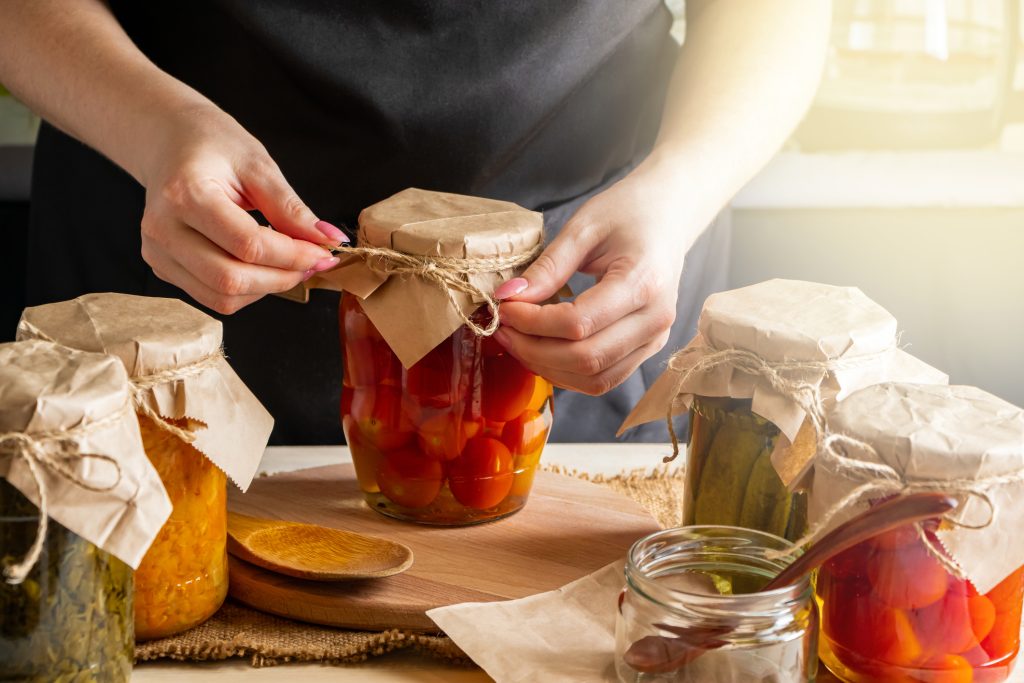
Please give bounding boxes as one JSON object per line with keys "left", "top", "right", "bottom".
{"left": 18, "top": 294, "right": 274, "bottom": 640}
{"left": 341, "top": 294, "right": 553, "bottom": 524}
{"left": 814, "top": 383, "right": 1024, "bottom": 683}
{"left": 322, "top": 189, "right": 551, "bottom": 525}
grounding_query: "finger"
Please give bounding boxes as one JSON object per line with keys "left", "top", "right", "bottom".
{"left": 171, "top": 178, "right": 334, "bottom": 271}
{"left": 143, "top": 235, "right": 263, "bottom": 315}
{"left": 505, "top": 334, "right": 669, "bottom": 396}
{"left": 498, "top": 218, "right": 597, "bottom": 303}
{"left": 239, "top": 157, "right": 346, "bottom": 246}
{"left": 142, "top": 216, "right": 320, "bottom": 298}
{"left": 494, "top": 306, "right": 672, "bottom": 376}
{"left": 500, "top": 268, "right": 658, "bottom": 341}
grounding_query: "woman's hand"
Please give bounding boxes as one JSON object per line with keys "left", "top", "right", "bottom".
{"left": 493, "top": 160, "right": 706, "bottom": 395}
{"left": 139, "top": 104, "right": 346, "bottom": 314}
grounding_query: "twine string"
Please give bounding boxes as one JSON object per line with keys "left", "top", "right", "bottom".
{"left": 0, "top": 403, "right": 129, "bottom": 584}
{"left": 330, "top": 228, "right": 542, "bottom": 337}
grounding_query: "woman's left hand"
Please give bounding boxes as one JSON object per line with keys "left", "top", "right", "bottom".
{"left": 493, "top": 162, "right": 706, "bottom": 395}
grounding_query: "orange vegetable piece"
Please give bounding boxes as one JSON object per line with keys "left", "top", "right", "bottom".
{"left": 376, "top": 448, "right": 443, "bottom": 509}
{"left": 985, "top": 566, "right": 1024, "bottom": 613}
{"left": 868, "top": 543, "right": 949, "bottom": 610}
{"left": 981, "top": 609, "right": 1022, "bottom": 660}
{"left": 915, "top": 654, "right": 974, "bottom": 683}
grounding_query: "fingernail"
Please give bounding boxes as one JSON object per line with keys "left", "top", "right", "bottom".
{"left": 495, "top": 277, "right": 528, "bottom": 300}
{"left": 312, "top": 256, "right": 340, "bottom": 273}
{"left": 302, "top": 269, "right": 315, "bottom": 282}
{"left": 315, "top": 220, "right": 348, "bottom": 245}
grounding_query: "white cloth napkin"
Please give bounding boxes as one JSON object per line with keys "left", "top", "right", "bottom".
{"left": 427, "top": 561, "right": 625, "bottom": 683}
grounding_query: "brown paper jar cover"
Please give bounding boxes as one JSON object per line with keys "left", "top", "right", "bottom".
{"left": 0, "top": 339, "right": 171, "bottom": 568}
{"left": 306, "top": 187, "right": 544, "bottom": 368}
{"left": 821, "top": 382, "right": 1024, "bottom": 594}
{"left": 619, "top": 279, "right": 949, "bottom": 484}
{"left": 17, "top": 293, "right": 273, "bottom": 490}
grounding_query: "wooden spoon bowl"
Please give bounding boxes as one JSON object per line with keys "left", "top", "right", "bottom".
{"left": 227, "top": 512, "right": 413, "bottom": 581}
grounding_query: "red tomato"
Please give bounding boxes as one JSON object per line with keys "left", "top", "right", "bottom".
{"left": 343, "top": 416, "right": 383, "bottom": 494}
{"left": 913, "top": 591, "right": 994, "bottom": 655}
{"left": 821, "top": 539, "right": 874, "bottom": 580}
{"left": 376, "top": 448, "right": 443, "bottom": 508}
{"left": 349, "top": 386, "right": 413, "bottom": 450}
{"left": 448, "top": 437, "right": 514, "bottom": 510}
{"left": 417, "top": 413, "right": 479, "bottom": 461}
{"left": 481, "top": 354, "right": 535, "bottom": 421}
{"left": 525, "top": 376, "right": 553, "bottom": 413}
{"left": 501, "top": 409, "right": 548, "bottom": 457}
{"left": 822, "top": 573, "right": 922, "bottom": 666}
{"left": 340, "top": 295, "right": 400, "bottom": 387}
{"left": 405, "top": 343, "right": 457, "bottom": 409}
{"left": 868, "top": 543, "right": 949, "bottom": 610}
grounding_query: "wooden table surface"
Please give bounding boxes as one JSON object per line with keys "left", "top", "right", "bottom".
{"left": 131, "top": 444, "right": 1021, "bottom": 682}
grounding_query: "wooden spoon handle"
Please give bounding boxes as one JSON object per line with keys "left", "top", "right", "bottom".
{"left": 763, "top": 491, "right": 958, "bottom": 591}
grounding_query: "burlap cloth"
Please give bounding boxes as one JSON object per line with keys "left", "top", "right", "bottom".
{"left": 134, "top": 465, "right": 683, "bottom": 668}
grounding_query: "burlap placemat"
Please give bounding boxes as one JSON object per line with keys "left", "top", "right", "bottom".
{"left": 135, "top": 466, "right": 685, "bottom": 668}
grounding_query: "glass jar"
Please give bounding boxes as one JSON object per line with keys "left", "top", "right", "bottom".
{"left": 818, "top": 516, "right": 1024, "bottom": 682}
{"left": 684, "top": 397, "right": 808, "bottom": 541}
{"left": 133, "top": 415, "right": 228, "bottom": 641}
{"left": 339, "top": 294, "right": 553, "bottom": 525}
{"left": 0, "top": 479, "right": 133, "bottom": 681}
{"left": 615, "top": 526, "right": 818, "bottom": 682}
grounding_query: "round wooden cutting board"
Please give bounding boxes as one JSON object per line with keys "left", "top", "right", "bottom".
{"left": 226, "top": 463, "right": 660, "bottom": 631}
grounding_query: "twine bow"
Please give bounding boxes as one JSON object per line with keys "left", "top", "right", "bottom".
{"left": 129, "top": 350, "right": 224, "bottom": 443}
{"left": 0, "top": 404, "right": 128, "bottom": 584}
{"left": 330, "top": 228, "right": 542, "bottom": 337}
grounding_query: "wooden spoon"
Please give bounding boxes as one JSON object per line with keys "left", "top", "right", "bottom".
{"left": 227, "top": 512, "right": 413, "bottom": 581}
{"left": 623, "top": 492, "right": 958, "bottom": 673}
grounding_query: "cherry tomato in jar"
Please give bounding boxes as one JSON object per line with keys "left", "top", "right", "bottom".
{"left": 867, "top": 542, "right": 949, "bottom": 610}
{"left": 349, "top": 386, "right": 413, "bottom": 450}
{"left": 448, "top": 437, "right": 514, "bottom": 510}
{"left": 913, "top": 589, "right": 996, "bottom": 656}
{"left": 417, "top": 413, "right": 479, "bottom": 461}
{"left": 405, "top": 343, "right": 460, "bottom": 409}
{"left": 525, "top": 375, "right": 552, "bottom": 413}
{"left": 344, "top": 416, "right": 383, "bottom": 494}
{"left": 482, "top": 354, "right": 535, "bottom": 422}
{"left": 376, "top": 448, "right": 443, "bottom": 509}
{"left": 501, "top": 409, "right": 548, "bottom": 458}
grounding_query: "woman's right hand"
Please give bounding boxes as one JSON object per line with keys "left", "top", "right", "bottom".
{"left": 138, "top": 104, "right": 346, "bottom": 314}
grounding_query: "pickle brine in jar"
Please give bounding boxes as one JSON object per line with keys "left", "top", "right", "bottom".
{"left": 620, "top": 279, "right": 948, "bottom": 540}
{"left": 0, "top": 340, "right": 171, "bottom": 681}
{"left": 18, "top": 294, "right": 273, "bottom": 640}
{"left": 816, "top": 383, "right": 1024, "bottom": 683}
{"left": 327, "top": 188, "right": 551, "bottom": 525}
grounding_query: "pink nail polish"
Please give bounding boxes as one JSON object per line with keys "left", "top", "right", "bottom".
{"left": 315, "top": 220, "right": 348, "bottom": 244}
{"left": 312, "top": 256, "right": 340, "bottom": 273}
{"left": 495, "top": 277, "right": 529, "bottom": 300}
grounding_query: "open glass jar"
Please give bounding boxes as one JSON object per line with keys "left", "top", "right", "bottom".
{"left": 340, "top": 294, "right": 553, "bottom": 524}
{"left": 685, "top": 397, "right": 807, "bottom": 541}
{"left": 615, "top": 526, "right": 818, "bottom": 683}
{"left": 0, "top": 480, "right": 134, "bottom": 681}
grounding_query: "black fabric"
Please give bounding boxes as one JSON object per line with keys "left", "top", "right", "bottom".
{"left": 26, "top": 1, "right": 721, "bottom": 445}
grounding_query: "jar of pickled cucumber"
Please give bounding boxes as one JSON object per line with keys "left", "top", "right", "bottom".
{"left": 341, "top": 294, "right": 552, "bottom": 524}
{"left": 18, "top": 294, "right": 273, "bottom": 640}
{"left": 816, "top": 383, "right": 1024, "bottom": 682}
{"left": 0, "top": 340, "right": 171, "bottom": 681}
{"left": 620, "top": 279, "right": 948, "bottom": 539}
{"left": 312, "top": 189, "right": 550, "bottom": 525}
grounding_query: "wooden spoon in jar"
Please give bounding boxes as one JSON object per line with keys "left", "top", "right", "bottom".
{"left": 623, "top": 492, "right": 959, "bottom": 673}
{"left": 227, "top": 512, "right": 413, "bottom": 581}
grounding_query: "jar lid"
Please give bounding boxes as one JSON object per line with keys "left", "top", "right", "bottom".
{"left": 0, "top": 339, "right": 171, "bottom": 578}
{"left": 818, "top": 382, "right": 1024, "bottom": 593}
{"left": 17, "top": 294, "right": 272, "bottom": 491}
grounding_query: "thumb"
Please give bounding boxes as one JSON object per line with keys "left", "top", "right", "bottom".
{"left": 241, "top": 157, "right": 347, "bottom": 246}
{"left": 497, "top": 220, "right": 592, "bottom": 303}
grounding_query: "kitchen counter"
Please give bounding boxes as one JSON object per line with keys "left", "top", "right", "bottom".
{"left": 132, "top": 442, "right": 675, "bottom": 683}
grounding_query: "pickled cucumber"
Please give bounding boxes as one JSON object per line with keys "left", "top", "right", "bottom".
{"left": 692, "top": 424, "right": 765, "bottom": 526}
{"left": 738, "top": 446, "right": 792, "bottom": 538}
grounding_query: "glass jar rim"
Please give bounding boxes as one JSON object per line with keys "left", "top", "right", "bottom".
{"left": 625, "top": 525, "right": 811, "bottom": 618}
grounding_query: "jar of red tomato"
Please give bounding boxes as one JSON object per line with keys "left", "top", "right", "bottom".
{"left": 814, "top": 383, "right": 1024, "bottom": 683}
{"left": 322, "top": 188, "right": 552, "bottom": 525}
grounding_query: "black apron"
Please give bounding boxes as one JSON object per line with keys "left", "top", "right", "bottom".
{"left": 27, "top": 1, "right": 727, "bottom": 444}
